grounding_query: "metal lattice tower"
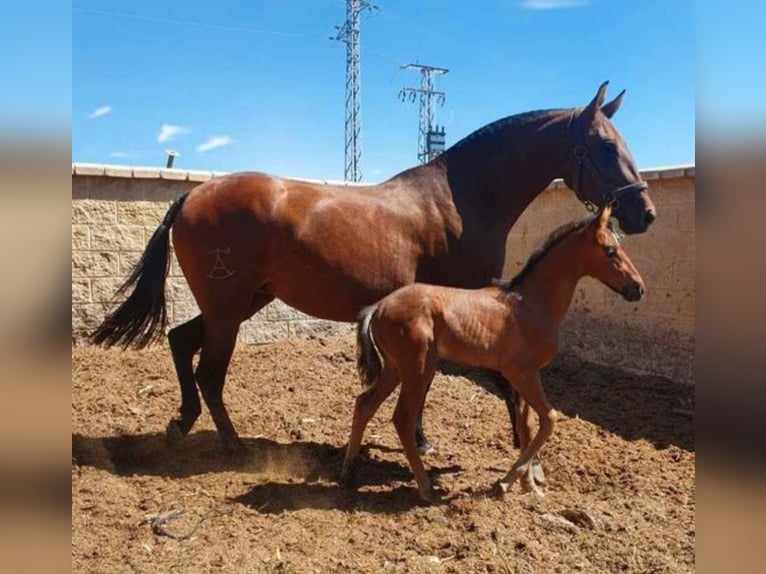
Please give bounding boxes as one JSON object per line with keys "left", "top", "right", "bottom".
{"left": 399, "top": 63, "right": 448, "bottom": 164}
{"left": 333, "top": 0, "right": 376, "bottom": 182}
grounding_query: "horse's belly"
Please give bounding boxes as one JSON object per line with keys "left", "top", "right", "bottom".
{"left": 270, "top": 263, "right": 411, "bottom": 322}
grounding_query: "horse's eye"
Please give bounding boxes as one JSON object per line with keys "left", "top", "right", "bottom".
{"left": 602, "top": 141, "right": 617, "bottom": 152}
{"left": 604, "top": 245, "right": 617, "bottom": 258}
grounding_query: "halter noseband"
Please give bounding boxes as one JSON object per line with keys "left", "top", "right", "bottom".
{"left": 568, "top": 110, "right": 649, "bottom": 212}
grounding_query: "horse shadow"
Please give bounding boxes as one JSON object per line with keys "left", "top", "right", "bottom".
{"left": 438, "top": 356, "right": 694, "bottom": 452}
{"left": 72, "top": 431, "right": 462, "bottom": 513}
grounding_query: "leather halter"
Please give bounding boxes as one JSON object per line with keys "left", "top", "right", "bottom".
{"left": 567, "top": 110, "right": 648, "bottom": 212}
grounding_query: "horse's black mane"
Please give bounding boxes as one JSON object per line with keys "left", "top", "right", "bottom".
{"left": 494, "top": 215, "right": 594, "bottom": 293}
{"left": 444, "top": 108, "right": 569, "bottom": 156}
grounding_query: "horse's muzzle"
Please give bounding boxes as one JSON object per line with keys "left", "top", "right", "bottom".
{"left": 622, "top": 282, "right": 645, "bottom": 302}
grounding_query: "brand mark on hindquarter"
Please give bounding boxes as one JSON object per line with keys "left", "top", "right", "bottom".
{"left": 207, "top": 247, "right": 236, "bottom": 280}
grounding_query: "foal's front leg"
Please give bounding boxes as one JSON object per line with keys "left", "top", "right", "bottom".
{"left": 497, "top": 370, "right": 557, "bottom": 495}
{"left": 514, "top": 395, "right": 544, "bottom": 496}
{"left": 495, "top": 372, "right": 545, "bottom": 485}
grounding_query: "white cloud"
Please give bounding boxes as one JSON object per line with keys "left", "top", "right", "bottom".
{"left": 519, "top": 0, "right": 589, "bottom": 9}
{"left": 88, "top": 105, "right": 112, "bottom": 119}
{"left": 196, "top": 135, "right": 234, "bottom": 153}
{"left": 157, "top": 123, "right": 191, "bottom": 143}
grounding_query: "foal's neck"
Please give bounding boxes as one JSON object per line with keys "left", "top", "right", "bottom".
{"left": 515, "top": 240, "right": 583, "bottom": 330}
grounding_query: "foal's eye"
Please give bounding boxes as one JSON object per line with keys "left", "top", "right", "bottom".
{"left": 604, "top": 245, "right": 617, "bottom": 258}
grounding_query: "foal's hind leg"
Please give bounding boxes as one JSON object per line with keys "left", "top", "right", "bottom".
{"left": 341, "top": 365, "right": 399, "bottom": 483}
{"left": 166, "top": 315, "right": 205, "bottom": 445}
{"left": 395, "top": 369, "right": 439, "bottom": 503}
{"left": 415, "top": 379, "right": 436, "bottom": 455}
{"left": 195, "top": 321, "right": 243, "bottom": 452}
{"left": 394, "top": 346, "right": 440, "bottom": 503}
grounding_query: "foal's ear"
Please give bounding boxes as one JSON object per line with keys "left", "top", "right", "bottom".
{"left": 583, "top": 81, "right": 610, "bottom": 121}
{"left": 601, "top": 89, "right": 626, "bottom": 119}
{"left": 597, "top": 203, "right": 613, "bottom": 227}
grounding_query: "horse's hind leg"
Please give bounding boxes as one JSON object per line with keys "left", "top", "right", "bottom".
{"left": 195, "top": 321, "right": 243, "bottom": 452}
{"left": 494, "top": 371, "right": 521, "bottom": 449}
{"left": 341, "top": 364, "right": 399, "bottom": 484}
{"left": 166, "top": 315, "right": 204, "bottom": 445}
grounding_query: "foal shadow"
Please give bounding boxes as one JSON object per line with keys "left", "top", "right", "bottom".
{"left": 438, "top": 356, "right": 694, "bottom": 452}
{"left": 232, "top": 477, "right": 456, "bottom": 515}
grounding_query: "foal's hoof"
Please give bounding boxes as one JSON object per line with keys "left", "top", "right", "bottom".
{"left": 494, "top": 467, "right": 524, "bottom": 497}
{"left": 165, "top": 420, "right": 185, "bottom": 447}
{"left": 531, "top": 460, "right": 546, "bottom": 485}
{"left": 520, "top": 472, "right": 545, "bottom": 497}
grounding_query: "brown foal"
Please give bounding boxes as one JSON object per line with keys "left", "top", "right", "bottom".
{"left": 341, "top": 203, "right": 644, "bottom": 502}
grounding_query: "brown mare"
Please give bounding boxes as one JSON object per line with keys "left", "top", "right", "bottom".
{"left": 342, "top": 203, "right": 644, "bottom": 502}
{"left": 92, "top": 82, "right": 655, "bottom": 455}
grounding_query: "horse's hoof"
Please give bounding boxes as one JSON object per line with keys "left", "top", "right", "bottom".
{"left": 165, "top": 420, "right": 185, "bottom": 447}
{"left": 339, "top": 466, "right": 356, "bottom": 487}
{"left": 418, "top": 489, "right": 439, "bottom": 505}
{"left": 417, "top": 441, "right": 435, "bottom": 456}
{"left": 532, "top": 460, "right": 546, "bottom": 484}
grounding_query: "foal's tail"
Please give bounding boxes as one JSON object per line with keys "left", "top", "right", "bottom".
{"left": 90, "top": 192, "right": 190, "bottom": 349}
{"left": 356, "top": 305, "right": 382, "bottom": 388}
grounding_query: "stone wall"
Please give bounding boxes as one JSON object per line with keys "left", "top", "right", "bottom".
{"left": 72, "top": 163, "right": 695, "bottom": 383}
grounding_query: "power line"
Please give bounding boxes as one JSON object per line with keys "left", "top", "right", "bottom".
{"left": 332, "top": 1, "right": 377, "bottom": 182}
{"left": 73, "top": 7, "right": 314, "bottom": 37}
{"left": 399, "top": 63, "right": 448, "bottom": 164}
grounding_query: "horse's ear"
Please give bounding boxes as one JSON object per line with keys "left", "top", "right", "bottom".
{"left": 597, "top": 203, "right": 613, "bottom": 227}
{"left": 601, "top": 89, "right": 626, "bottom": 119}
{"left": 583, "top": 81, "right": 610, "bottom": 121}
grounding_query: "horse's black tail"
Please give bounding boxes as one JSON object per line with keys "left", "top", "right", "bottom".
{"left": 91, "top": 193, "right": 190, "bottom": 349}
{"left": 356, "top": 305, "right": 383, "bottom": 388}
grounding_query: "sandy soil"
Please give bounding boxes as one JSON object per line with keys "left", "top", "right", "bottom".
{"left": 72, "top": 335, "right": 694, "bottom": 573}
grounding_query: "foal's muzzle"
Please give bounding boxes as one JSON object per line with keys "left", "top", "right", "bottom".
{"left": 622, "top": 282, "right": 645, "bottom": 302}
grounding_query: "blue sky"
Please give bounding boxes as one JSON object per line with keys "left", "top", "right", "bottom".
{"left": 73, "top": 0, "right": 696, "bottom": 181}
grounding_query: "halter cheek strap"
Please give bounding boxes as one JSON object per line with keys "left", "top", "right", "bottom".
{"left": 568, "top": 111, "right": 649, "bottom": 212}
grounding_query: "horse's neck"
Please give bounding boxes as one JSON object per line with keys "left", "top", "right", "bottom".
{"left": 443, "top": 110, "right": 571, "bottom": 232}
{"left": 516, "top": 244, "right": 582, "bottom": 331}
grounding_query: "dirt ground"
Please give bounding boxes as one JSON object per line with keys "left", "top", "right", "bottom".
{"left": 72, "top": 335, "right": 694, "bottom": 573}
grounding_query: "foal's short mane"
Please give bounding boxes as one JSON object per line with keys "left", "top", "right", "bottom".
{"left": 494, "top": 216, "right": 594, "bottom": 293}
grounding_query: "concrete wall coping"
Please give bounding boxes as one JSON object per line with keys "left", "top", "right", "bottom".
{"left": 72, "top": 162, "right": 695, "bottom": 189}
